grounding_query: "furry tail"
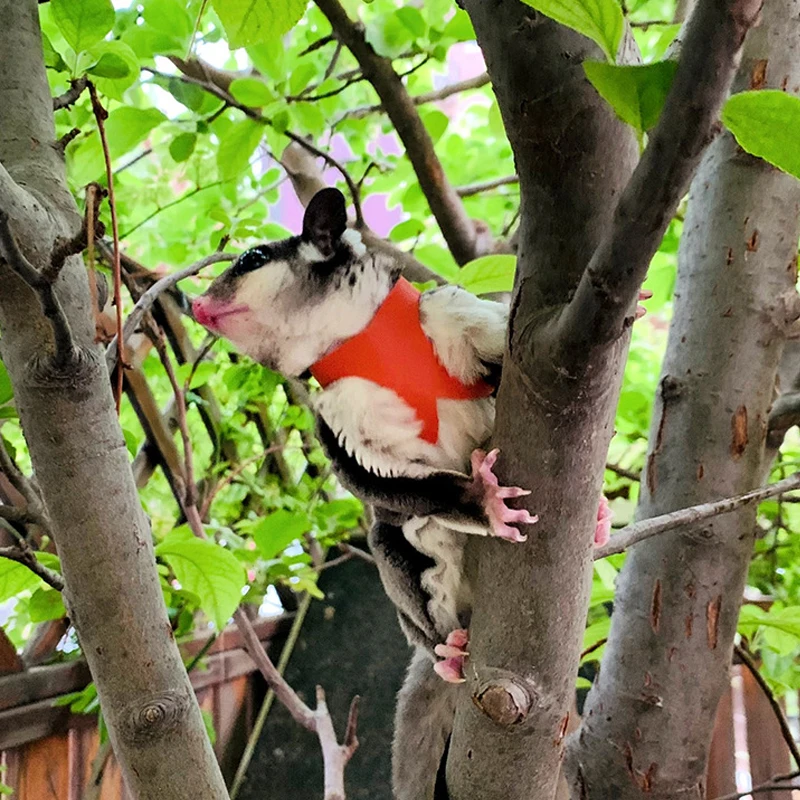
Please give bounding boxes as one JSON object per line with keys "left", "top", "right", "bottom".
{"left": 393, "top": 649, "right": 458, "bottom": 800}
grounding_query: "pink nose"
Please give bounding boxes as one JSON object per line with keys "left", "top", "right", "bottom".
{"left": 192, "top": 296, "right": 212, "bottom": 326}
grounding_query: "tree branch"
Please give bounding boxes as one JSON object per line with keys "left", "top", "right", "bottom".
{"left": 559, "top": 0, "right": 762, "bottom": 352}
{"left": 341, "top": 71, "right": 490, "bottom": 121}
{"left": 768, "top": 390, "right": 800, "bottom": 447}
{"left": 0, "top": 431, "right": 42, "bottom": 509}
{"left": 595, "top": 471, "right": 800, "bottom": 559}
{"left": 104, "top": 251, "right": 236, "bottom": 374}
{"left": 711, "top": 771, "right": 800, "bottom": 800}
{"left": 0, "top": 209, "right": 76, "bottom": 367}
{"left": 313, "top": 0, "right": 481, "bottom": 264}
{"left": 52, "top": 76, "right": 88, "bottom": 111}
{"left": 0, "top": 542, "right": 64, "bottom": 591}
{"left": 456, "top": 175, "right": 519, "bottom": 197}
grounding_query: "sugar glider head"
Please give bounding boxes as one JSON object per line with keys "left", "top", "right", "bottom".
{"left": 192, "top": 187, "right": 396, "bottom": 375}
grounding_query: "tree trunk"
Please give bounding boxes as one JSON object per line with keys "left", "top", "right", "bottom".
{"left": 0, "top": 2, "right": 229, "bottom": 797}
{"left": 445, "top": 3, "right": 639, "bottom": 798}
{"left": 565, "top": 1, "right": 800, "bottom": 795}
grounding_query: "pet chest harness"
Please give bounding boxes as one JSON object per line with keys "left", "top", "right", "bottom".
{"left": 309, "top": 278, "right": 493, "bottom": 444}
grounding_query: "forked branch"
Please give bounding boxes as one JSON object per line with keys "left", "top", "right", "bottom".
{"left": 560, "top": 0, "right": 763, "bottom": 352}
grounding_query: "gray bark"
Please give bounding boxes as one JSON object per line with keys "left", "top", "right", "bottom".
{"left": 566, "top": 1, "right": 800, "bottom": 796}
{"left": 444, "top": 5, "right": 639, "bottom": 799}
{"left": 0, "top": 2, "right": 229, "bottom": 797}
{"left": 448, "top": 0, "right": 759, "bottom": 796}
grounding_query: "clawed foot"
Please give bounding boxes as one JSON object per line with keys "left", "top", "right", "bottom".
{"left": 434, "top": 629, "right": 469, "bottom": 683}
{"left": 595, "top": 495, "right": 612, "bottom": 547}
{"left": 636, "top": 289, "right": 653, "bottom": 320}
{"left": 471, "top": 449, "right": 538, "bottom": 543}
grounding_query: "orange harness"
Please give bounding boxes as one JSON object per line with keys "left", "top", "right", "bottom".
{"left": 310, "top": 278, "right": 494, "bottom": 444}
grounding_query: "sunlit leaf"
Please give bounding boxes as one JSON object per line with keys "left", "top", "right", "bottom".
{"left": 584, "top": 60, "right": 678, "bottom": 134}
{"left": 722, "top": 90, "right": 800, "bottom": 180}
{"left": 252, "top": 509, "right": 310, "bottom": 560}
{"left": 156, "top": 534, "right": 246, "bottom": 629}
{"left": 458, "top": 255, "right": 516, "bottom": 295}
{"left": 51, "top": 0, "right": 114, "bottom": 58}
{"left": 211, "top": 0, "right": 307, "bottom": 49}
{"left": 519, "top": 0, "right": 624, "bottom": 62}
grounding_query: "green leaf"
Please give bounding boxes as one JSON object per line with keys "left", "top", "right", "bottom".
{"left": 229, "top": 77, "right": 275, "bottom": 107}
{"left": 420, "top": 109, "right": 448, "bottom": 145}
{"left": 28, "top": 588, "right": 67, "bottom": 623}
{"left": 252, "top": 509, "right": 310, "bottom": 559}
{"left": 106, "top": 107, "right": 166, "bottom": 159}
{"left": 42, "top": 32, "right": 70, "bottom": 72}
{"left": 217, "top": 118, "right": 263, "bottom": 181}
{"left": 52, "top": 0, "right": 115, "bottom": 57}
{"left": 722, "top": 90, "right": 800, "bottom": 180}
{"left": 584, "top": 60, "right": 678, "bottom": 134}
{"left": 519, "top": 0, "right": 623, "bottom": 62}
{"left": 169, "top": 132, "right": 197, "bottom": 163}
{"left": 211, "top": 0, "right": 308, "bottom": 49}
{"left": 0, "top": 361, "right": 12, "bottom": 405}
{"left": 86, "top": 40, "right": 140, "bottom": 99}
{"left": 156, "top": 535, "right": 246, "bottom": 630}
{"left": 457, "top": 255, "right": 516, "bottom": 295}
{"left": 396, "top": 7, "right": 427, "bottom": 38}
{"left": 389, "top": 219, "right": 425, "bottom": 242}
{"left": 0, "top": 558, "right": 41, "bottom": 603}
{"left": 201, "top": 708, "right": 217, "bottom": 745}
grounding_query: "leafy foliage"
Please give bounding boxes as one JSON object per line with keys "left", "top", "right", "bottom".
{"left": 0, "top": 0, "right": 799, "bottom": 726}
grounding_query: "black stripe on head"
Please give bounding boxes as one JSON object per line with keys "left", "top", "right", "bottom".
{"left": 228, "top": 238, "right": 302, "bottom": 278}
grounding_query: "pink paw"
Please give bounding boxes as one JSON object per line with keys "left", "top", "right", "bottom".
{"left": 594, "top": 495, "right": 612, "bottom": 547}
{"left": 471, "top": 449, "right": 538, "bottom": 542}
{"left": 433, "top": 629, "right": 469, "bottom": 683}
{"left": 636, "top": 289, "right": 653, "bottom": 320}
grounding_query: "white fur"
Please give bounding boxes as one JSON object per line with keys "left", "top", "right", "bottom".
{"left": 420, "top": 285, "right": 507, "bottom": 383}
{"left": 215, "top": 253, "right": 393, "bottom": 375}
{"left": 341, "top": 228, "right": 366, "bottom": 256}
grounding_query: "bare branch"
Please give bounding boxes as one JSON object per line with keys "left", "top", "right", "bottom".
{"left": 88, "top": 82, "right": 124, "bottom": 411}
{"left": 104, "top": 251, "right": 236, "bottom": 374}
{"left": 595, "top": 471, "right": 800, "bottom": 559}
{"left": 0, "top": 432, "right": 41, "bottom": 508}
{"left": 0, "top": 210, "right": 76, "bottom": 367}
{"left": 711, "top": 771, "right": 800, "bottom": 800}
{"left": 47, "top": 181, "right": 105, "bottom": 280}
{"left": 559, "top": 0, "right": 762, "bottom": 352}
{"left": 735, "top": 643, "right": 800, "bottom": 770}
{"left": 52, "top": 76, "right": 88, "bottom": 111}
{"left": 314, "top": 0, "right": 481, "bottom": 264}
{"left": 605, "top": 462, "right": 641, "bottom": 482}
{"left": 342, "top": 71, "right": 490, "bottom": 120}
{"left": 457, "top": 175, "right": 519, "bottom": 197}
{"left": 0, "top": 543, "right": 64, "bottom": 591}
{"left": 768, "top": 390, "right": 800, "bottom": 447}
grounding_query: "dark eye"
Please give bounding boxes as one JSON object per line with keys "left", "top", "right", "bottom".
{"left": 231, "top": 246, "right": 270, "bottom": 277}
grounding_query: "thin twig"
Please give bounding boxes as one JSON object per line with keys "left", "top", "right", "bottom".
{"left": 456, "top": 175, "right": 519, "bottom": 197}
{"left": 596, "top": 471, "right": 800, "bottom": 559}
{"left": 605, "top": 463, "right": 642, "bottom": 482}
{"left": 0, "top": 435, "right": 41, "bottom": 508}
{"left": 340, "top": 71, "right": 491, "bottom": 121}
{"left": 88, "top": 82, "right": 124, "bottom": 413}
{"left": 104, "top": 251, "right": 236, "bottom": 374}
{"left": 0, "top": 543, "right": 64, "bottom": 591}
{"left": 0, "top": 211, "right": 75, "bottom": 367}
{"left": 735, "top": 643, "right": 800, "bottom": 769}
{"left": 580, "top": 637, "right": 607, "bottom": 661}
{"left": 52, "top": 76, "right": 88, "bottom": 110}
{"left": 710, "top": 771, "right": 800, "bottom": 800}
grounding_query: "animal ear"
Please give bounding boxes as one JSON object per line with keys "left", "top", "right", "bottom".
{"left": 302, "top": 188, "right": 348, "bottom": 258}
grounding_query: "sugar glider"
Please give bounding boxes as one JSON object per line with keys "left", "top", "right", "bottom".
{"left": 192, "top": 187, "right": 613, "bottom": 799}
